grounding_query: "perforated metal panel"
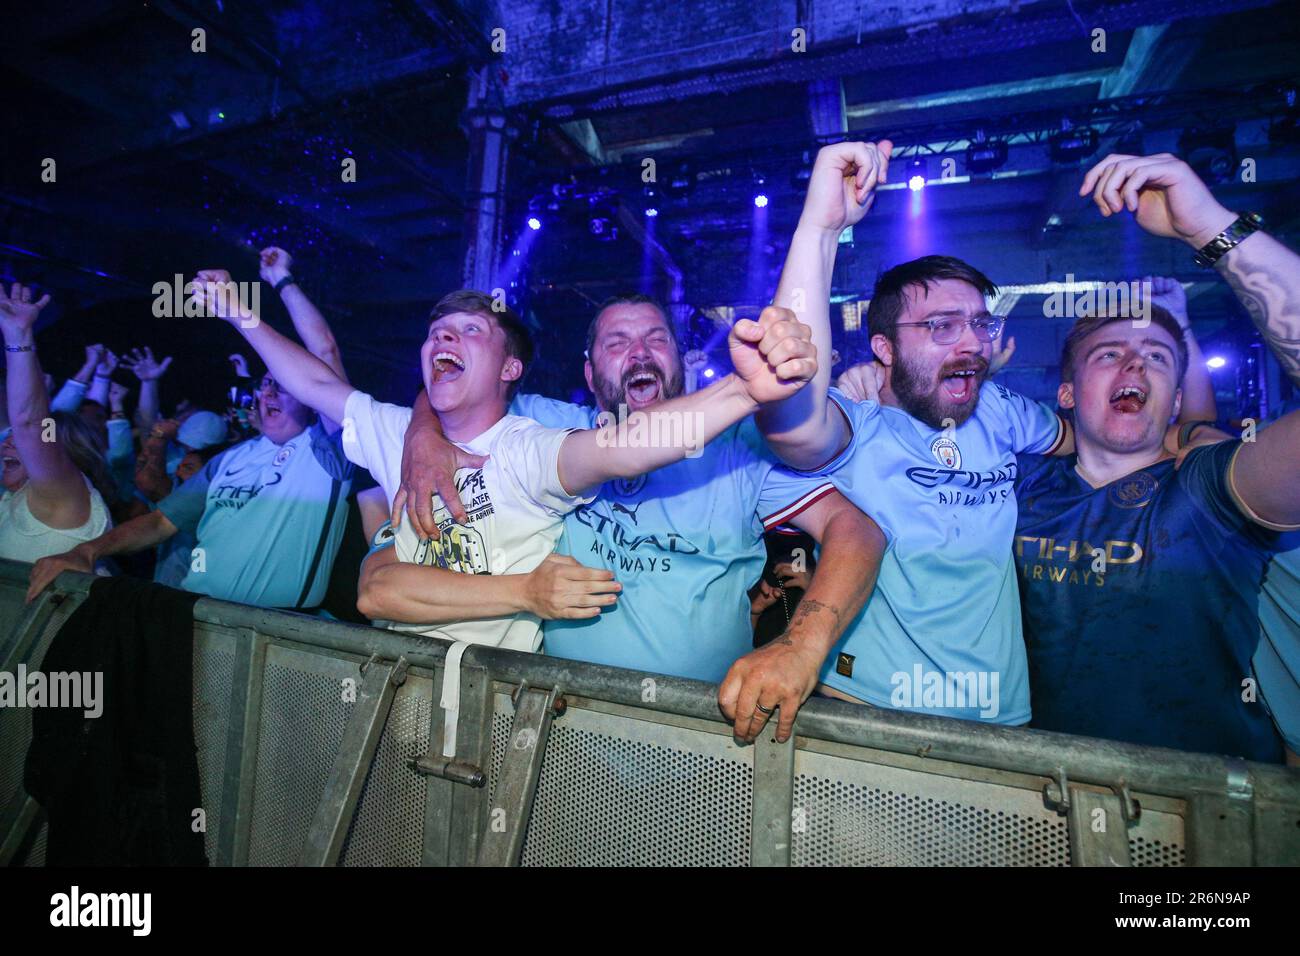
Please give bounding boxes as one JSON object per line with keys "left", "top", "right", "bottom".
{"left": 792, "top": 749, "right": 1071, "bottom": 866}
{"left": 192, "top": 630, "right": 236, "bottom": 864}
{"left": 1129, "top": 833, "right": 1186, "bottom": 866}
{"left": 0, "top": 602, "right": 77, "bottom": 831}
{"left": 339, "top": 674, "right": 433, "bottom": 867}
{"left": 247, "top": 646, "right": 357, "bottom": 866}
{"left": 517, "top": 705, "right": 753, "bottom": 867}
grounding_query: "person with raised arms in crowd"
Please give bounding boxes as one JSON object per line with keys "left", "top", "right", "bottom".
{"left": 28, "top": 252, "right": 356, "bottom": 610}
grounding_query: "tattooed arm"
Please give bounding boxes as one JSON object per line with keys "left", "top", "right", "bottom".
{"left": 1217, "top": 231, "right": 1300, "bottom": 386}
{"left": 718, "top": 489, "right": 885, "bottom": 744}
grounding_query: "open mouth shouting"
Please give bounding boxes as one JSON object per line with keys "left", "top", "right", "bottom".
{"left": 261, "top": 397, "right": 284, "bottom": 421}
{"left": 1109, "top": 383, "right": 1148, "bottom": 414}
{"left": 623, "top": 365, "right": 663, "bottom": 407}
{"left": 431, "top": 350, "right": 466, "bottom": 385}
{"left": 940, "top": 360, "right": 986, "bottom": 404}
{"left": 1, "top": 455, "right": 19, "bottom": 473}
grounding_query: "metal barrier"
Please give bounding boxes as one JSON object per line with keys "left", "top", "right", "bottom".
{"left": 1, "top": 558, "right": 1298, "bottom": 867}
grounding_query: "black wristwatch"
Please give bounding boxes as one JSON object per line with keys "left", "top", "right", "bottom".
{"left": 274, "top": 274, "right": 297, "bottom": 293}
{"left": 1192, "top": 212, "right": 1263, "bottom": 268}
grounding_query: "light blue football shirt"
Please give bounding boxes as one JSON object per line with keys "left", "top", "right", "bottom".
{"left": 157, "top": 419, "right": 353, "bottom": 608}
{"left": 765, "top": 384, "right": 1063, "bottom": 724}
{"left": 510, "top": 393, "right": 834, "bottom": 683}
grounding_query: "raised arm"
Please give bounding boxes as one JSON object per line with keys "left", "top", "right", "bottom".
{"left": 85, "top": 349, "right": 117, "bottom": 408}
{"left": 759, "top": 141, "right": 892, "bottom": 470}
{"left": 0, "top": 283, "right": 91, "bottom": 529}
{"left": 196, "top": 269, "right": 352, "bottom": 425}
{"left": 1081, "top": 153, "right": 1300, "bottom": 522}
{"left": 259, "top": 247, "right": 347, "bottom": 381}
{"left": 120, "top": 346, "right": 172, "bottom": 430}
{"left": 557, "top": 308, "right": 816, "bottom": 494}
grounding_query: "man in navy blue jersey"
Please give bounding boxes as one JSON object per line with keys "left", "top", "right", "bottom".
{"left": 1015, "top": 151, "right": 1300, "bottom": 761}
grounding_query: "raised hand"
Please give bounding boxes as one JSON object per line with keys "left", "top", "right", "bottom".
{"left": 835, "top": 360, "right": 885, "bottom": 404}
{"left": 1144, "top": 275, "right": 1190, "bottom": 330}
{"left": 259, "top": 247, "right": 293, "bottom": 286}
{"left": 96, "top": 349, "right": 119, "bottom": 377}
{"left": 229, "top": 353, "right": 250, "bottom": 377}
{"left": 988, "top": 332, "right": 1017, "bottom": 376}
{"left": 121, "top": 346, "right": 173, "bottom": 381}
{"left": 798, "top": 141, "right": 893, "bottom": 234}
{"left": 83, "top": 344, "right": 105, "bottom": 371}
{"left": 108, "top": 381, "right": 130, "bottom": 407}
{"left": 193, "top": 269, "right": 248, "bottom": 321}
{"left": 0, "top": 282, "right": 51, "bottom": 331}
{"left": 683, "top": 349, "right": 709, "bottom": 372}
{"left": 1079, "top": 153, "right": 1236, "bottom": 249}
{"left": 729, "top": 306, "right": 817, "bottom": 405}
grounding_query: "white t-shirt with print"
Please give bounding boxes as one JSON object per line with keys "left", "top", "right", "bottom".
{"left": 0, "top": 477, "right": 111, "bottom": 564}
{"left": 342, "top": 391, "right": 594, "bottom": 652}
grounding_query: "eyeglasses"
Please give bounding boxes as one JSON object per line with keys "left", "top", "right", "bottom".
{"left": 894, "top": 315, "right": 1005, "bottom": 345}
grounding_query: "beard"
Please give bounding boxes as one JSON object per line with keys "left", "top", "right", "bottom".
{"left": 891, "top": 351, "right": 988, "bottom": 431}
{"left": 590, "top": 358, "right": 685, "bottom": 412}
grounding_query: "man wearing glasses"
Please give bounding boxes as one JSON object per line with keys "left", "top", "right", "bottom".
{"left": 757, "top": 141, "right": 1072, "bottom": 724}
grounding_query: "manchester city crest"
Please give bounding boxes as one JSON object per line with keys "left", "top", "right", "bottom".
{"left": 273, "top": 445, "right": 294, "bottom": 467}
{"left": 930, "top": 435, "right": 961, "bottom": 469}
{"left": 611, "top": 474, "right": 648, "bottom": 498}
{"left": 1109, "top": 471, "right": 1158, "bottom": 509}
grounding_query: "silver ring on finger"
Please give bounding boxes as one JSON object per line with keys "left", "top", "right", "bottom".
{"left": 754, "top": 702, "right": 775, "bottom": 715}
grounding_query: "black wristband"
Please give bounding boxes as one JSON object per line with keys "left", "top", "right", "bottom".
{"left": 4, "top": 344, "right": 35, "bottom": 353}
{"left": 274, "top": 275, "right": 297, "bottom": 293}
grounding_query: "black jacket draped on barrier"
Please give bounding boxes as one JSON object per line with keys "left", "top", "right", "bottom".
{"left": 25, "top": 576, "right": 207, "bottom": 866}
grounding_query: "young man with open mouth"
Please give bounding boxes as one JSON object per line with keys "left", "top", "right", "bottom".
{"left": 1014, "top": 152, "right": 1300, "bottom": 761}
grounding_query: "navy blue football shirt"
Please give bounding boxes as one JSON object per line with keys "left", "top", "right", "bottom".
{"left": 1014, "top": 440, "right": 1286, "bottom": 763}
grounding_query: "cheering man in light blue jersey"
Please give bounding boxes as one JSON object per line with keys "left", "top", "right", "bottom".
{"left": 29, "top": 263, "right": 355, "bottom": 609}
{"left": 759, "top": 142, "right": 1078, "bottom": 725}
{"left": 395, "top": 294, "right": 886, "bottom": 743}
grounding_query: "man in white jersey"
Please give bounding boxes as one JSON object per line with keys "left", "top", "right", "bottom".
{"left": 203, "top": 278, "right": 819, "bottom": 654}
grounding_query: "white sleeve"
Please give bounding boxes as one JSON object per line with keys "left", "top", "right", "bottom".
{"left": 341, "top": 390, "right": 412, "bottom": 503}
{"left": 491, "top": 420, "right": 596, "bottom": 517}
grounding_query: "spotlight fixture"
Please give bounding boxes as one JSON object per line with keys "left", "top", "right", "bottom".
{"left": 1049, "top": 122, "right": 1099, "bottom": 164}
{"left": 965, "top": 130, "right": 1007, "bottom": 174}
{"left": 645, "top": 207, "right": 659, "bottom": 217}
{"left": 753, "top": 194, "right": 769, "bottom": 208}
{"left": 1206, "top": 355, "right": 1228, "bottom": 369}
{"left": 1178, "top": 126, "right": 1236, "bottom": 184}
{"left": 526, "top": 216, "right": 541, "bottom": 231}
{"left": 644, "top": 184, "right": 662, "bottom": 218}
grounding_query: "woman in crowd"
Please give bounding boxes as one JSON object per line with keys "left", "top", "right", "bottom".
{"left": 0, "top": 282, "right": 112, "bottom": 562}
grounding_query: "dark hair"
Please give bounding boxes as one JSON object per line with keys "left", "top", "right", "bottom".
{"left": 428, "top": 290, "right": 534, "bottom": 396}
{"left": 50, "top": 411, "right": 118, "bottom": 508}
{"left": 865, "top": 255, "right": 998, "bottom": 342}
{"left": 1059, "top": 305, "right": 1188, "bottom": 384}
{"left": 586, "top": 293, "right": 677, "bottom": 356}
